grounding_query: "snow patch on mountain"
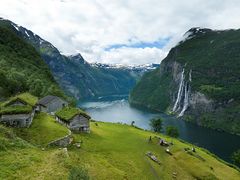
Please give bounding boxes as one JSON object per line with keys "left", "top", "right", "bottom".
{"left": 91, "top": 62, "right": 159, "bottom": 71}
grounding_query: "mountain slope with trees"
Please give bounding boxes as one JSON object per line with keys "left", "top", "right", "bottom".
{"left": 0, "top": 18, "right": 158, "bottom": 99}
{"left": 130, "top": 28, "right": 240, "bottom": 135}
{"left": 0, "top": 21, "right": 63, "bottom": 98}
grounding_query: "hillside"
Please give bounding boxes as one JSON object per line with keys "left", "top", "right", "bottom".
{"left": 0, "top": 18, "right": 158, "bottom": 99}
{"left": 0, "top": 114, "right": 239, "bottom": 179}
{"left": 130, "top": 27, "right": 240, "bottom": 135}
{"left": 0, "top": 19, "right": 64, "bottom": 98}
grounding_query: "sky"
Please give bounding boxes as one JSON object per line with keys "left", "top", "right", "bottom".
{"left": 1, "top": 0, "right": 240, "bottom": 65}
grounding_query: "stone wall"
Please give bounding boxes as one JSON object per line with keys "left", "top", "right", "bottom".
{"left": 47, "top": 131, "right": 72, "bottom": 147}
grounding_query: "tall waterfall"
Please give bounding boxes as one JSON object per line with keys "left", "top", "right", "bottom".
{"left": 172, "top": 69, "right": 185, "bottom": 112}
{"left": 178, "top": 84, "right": 190, "bottom": 117}
{"left": 172, "top": 69, "right": 192, "bottom": 117}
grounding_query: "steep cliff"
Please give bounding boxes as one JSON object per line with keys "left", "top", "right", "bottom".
{"left": 130, "top": 28, "right": 240, "bottom": 135}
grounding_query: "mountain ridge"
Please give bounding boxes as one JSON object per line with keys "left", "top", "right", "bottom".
{"left": 0, "top": 20, "right": 64, "bottom": 98}
{"left": 130, "top": 27, "right": 240, "bottom": 135}
{"left": 0, "top": 18, "right": 159, "bottom": 99}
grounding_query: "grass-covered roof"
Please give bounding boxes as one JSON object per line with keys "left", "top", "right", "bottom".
{"left": 2, "top": 93, "right": 38, "bottom": 107}
{"left": 0, "top": 105, "right": 33, "bottom": 115}
{"left": 55, "top": 107, "right": 90, "bottom": 121}
{"left": 0, "top": 93, "right": 37, "bottom": 115}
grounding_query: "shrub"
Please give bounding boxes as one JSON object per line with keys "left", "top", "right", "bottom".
{"left": 166, "top": 126, "right": 179, "bottom": 138}
{"left": 68, "top": 167, "right": 89, "bottom": 180}
{"left": 231, "top": 149, "right": 240, "bottom": 167}
{"left": 149, "top": 118, "right": 163, "bottom": 132}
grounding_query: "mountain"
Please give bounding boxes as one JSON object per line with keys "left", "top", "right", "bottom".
{"left": 0, "top": 18, "right": 63, "bottom": 98}
{"left": 130, "top": 27, "right": 240, "bottom": 135}
{"left": 0, "top": 18, "right": 159, "bottom": 99}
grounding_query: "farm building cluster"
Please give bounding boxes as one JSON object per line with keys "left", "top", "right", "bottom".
{"left": 0, "top": 93, "right": 90, "bottom": 132}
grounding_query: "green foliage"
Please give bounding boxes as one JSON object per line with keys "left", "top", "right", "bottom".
{"left": 231, "top": 149, "right": 240, "bottom": 166}
{"left": 56, "top": 107, "right": 90, "bottom": 121}
{"left": 0, "top": 93, "right": 38, "bottom": 115}
{"left": 166, "top": 126, "right": 179, "bottom": 138}
{"left": 68, "top": 167, "right": 89, "bottom": 180}
{"left": 130, "top": 28, "right": 240, "bottom": 134}
{"left": 0, "top": 122, "right": 239, "bottom": 179}
{"left": 0, "top": 26, "right": 64, "bottom": 98}
{"left": 0, "top": 125, "right": 31, "bottom": 151}
{"left": 149, "top": 118, "right": 163, "bottom": 132}
{"left": 2, "top": 93, "right": 38, "bottom": 107}
{"left": 14, "top": 113, "right": 69, "bottom": 146}
{"left": 130, "top": 69, "right": 171, "bottom": 111}
{"left": 0, "top": 105, "right": 32, "bottom": 115}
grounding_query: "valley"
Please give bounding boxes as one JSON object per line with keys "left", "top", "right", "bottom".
{"left": 0, "top": 15, "right": 240, "bottom": 179}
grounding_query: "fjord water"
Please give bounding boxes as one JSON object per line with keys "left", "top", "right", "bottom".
{"left": 78, "top": 97, "right": 240, "bottom": 163}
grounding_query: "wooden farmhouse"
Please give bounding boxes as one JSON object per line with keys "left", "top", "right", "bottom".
{"left": 0, "top": 93, "right": 38, "bottom": 128}
{"left": 36, "top": 95, "right": 68, "bottom": 113}
{"left": 55, "top": 107, "right": 91, "bottom": 132}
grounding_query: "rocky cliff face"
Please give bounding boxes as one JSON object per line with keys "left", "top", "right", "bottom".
{"left": 130, "top": 27, "right": 240, "bottom": 135}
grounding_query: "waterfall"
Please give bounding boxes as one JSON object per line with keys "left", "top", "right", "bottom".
{"left": 178, "top": 84, "right": 190, "bottom": 117}
{"left": 189, "top": 69, "right": 192, "bottom": 82}
{"left": 173, "top": 69, "right": 192, "bottom": 117}
{"left": 173, "top": 68, "right": 185, "bottom": 112}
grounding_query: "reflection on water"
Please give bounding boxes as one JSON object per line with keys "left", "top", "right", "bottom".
{"left": 78, "top": 98, "right": 240, "bottom": 163}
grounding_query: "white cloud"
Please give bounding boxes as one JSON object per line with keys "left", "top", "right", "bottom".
{"left": 1, "top": 0, "right": 240, "bottom": 64}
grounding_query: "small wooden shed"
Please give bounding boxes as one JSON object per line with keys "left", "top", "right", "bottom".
{"left": 0, "top": 93, "right": 38, "bottom": 128}
{"left": 37, "top": 95, "right": 68, "bottom": 113}
{"left": 55, "top": 107, "right": 91, "bottom": 133}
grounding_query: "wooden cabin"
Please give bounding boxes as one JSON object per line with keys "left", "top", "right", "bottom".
{"left": 0, "top": 93, "right": 37, "bottom": 128}
{"left": 36, "top": 95, "right": 68, "bottom": 113}
{"left": 55, "top": 107, "right": 91, "bottom": 133}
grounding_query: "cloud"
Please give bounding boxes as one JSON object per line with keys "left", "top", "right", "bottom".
{"left": 1, "top": 0, "right": 240, "bottom": 64}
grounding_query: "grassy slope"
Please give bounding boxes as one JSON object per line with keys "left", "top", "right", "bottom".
{"left": 0, "top": 116, "right": 239, "bottom": 179}
{"left": 14, "top": 113, "right": 69, "bottom": 146}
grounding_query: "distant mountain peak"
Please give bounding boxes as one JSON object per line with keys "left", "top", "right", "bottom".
{"left": 90, "top": 62, "right": 159, "bottom": 71}
{"left": 68, "top": 53, "right": 86, "bottom": 64}
{"left": 186, "top": 27, "right": 212, "bottom": 35}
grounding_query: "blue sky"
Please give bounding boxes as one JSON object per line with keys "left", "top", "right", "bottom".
{"left": 105, "top": 38, "right": 170, "bottom": 51}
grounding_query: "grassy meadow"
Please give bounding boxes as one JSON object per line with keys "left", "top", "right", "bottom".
{"left": 0, "top": 113, "right": 239, "bottom": 179}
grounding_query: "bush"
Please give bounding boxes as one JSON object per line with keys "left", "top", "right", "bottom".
{"left": 68, "top": 167, "right": 89, "bottom": 180}
{"left": 166, "top": 126, "right": 179, "bottom": 138}
{"left": 231, "top": 149, "right": 240, "bottom": 167}
{"left": 149, "top": 118, "right": 163, "bottom": 132}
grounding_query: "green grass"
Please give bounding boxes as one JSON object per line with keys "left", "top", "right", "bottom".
{"left": 0, "top": 120, "right": 239, "bottom": 179}
{"left": 0, "top": 93, "right": 38, "bottom": 115}
{"left": 16, "top": 93, "right": 38, "bottom": 106}
{"left": 55, "top": 107, "right": 90, "bottom": 121}
{"left": 1, "top": 92, "right": 38, "bottom": 107}
{"left": 0, "top": 105, "right": 33, "bottom": 115}
{"left": 14, "top": 112, "right": 69, "bottom": 146}
{"left": 70, "top": 122, "right": 240, "bottom": 179}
